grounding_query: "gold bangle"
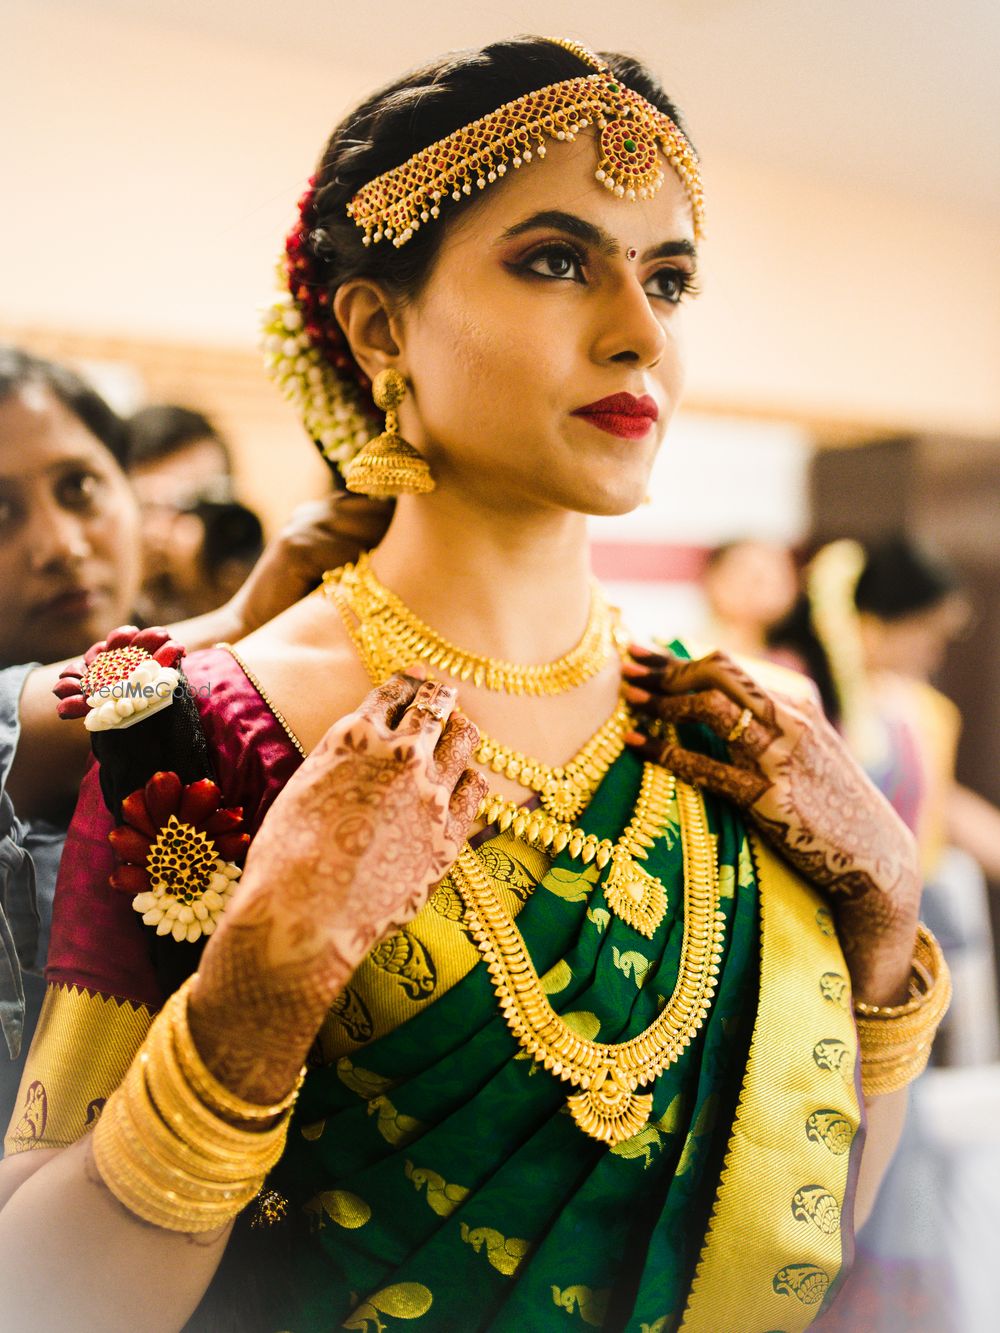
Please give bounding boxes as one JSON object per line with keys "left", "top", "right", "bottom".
{"left": 94, "top": 1085, "right": 264, "bottom": 1231}
{"left": 144, "top": 1012, "right": 289, "bottom": 1169}
{"left": 92, "top": 983, "right": 298, "bottom": 1232}
{"left": 855, "top": 924, "right": 952, "bottom": 1097}
{"left": 170, "top": 976, "right": 306, "bottom": 1122}
{"left": 854, "top": 925, "right": 943, "bottom": 1017}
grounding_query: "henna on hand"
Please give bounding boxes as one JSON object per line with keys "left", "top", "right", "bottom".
{"left": 188, "top": 672, "right": 487, "bottom": 1105}
{"left": 623, "top": 646, "right": 921, "bottom": 1005}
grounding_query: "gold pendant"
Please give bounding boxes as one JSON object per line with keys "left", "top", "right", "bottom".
{"left": 602, "top": 850, "right": 668, "bottom": 939}
{"left": 566, "top": 1065, "right": 655, "bottom": 1144}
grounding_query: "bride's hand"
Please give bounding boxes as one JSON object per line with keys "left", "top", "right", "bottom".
{"left": 622, "top": 646, "right": 921, "bottom": 1007}
{"left": 188, "top": 672, "right": 486, "bottom": 1104}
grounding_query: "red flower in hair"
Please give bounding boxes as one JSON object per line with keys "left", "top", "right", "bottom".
{"left": 109, "top": 772, "right": 250, "bottom": 943}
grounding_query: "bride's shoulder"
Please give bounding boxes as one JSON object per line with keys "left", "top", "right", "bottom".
{"left": 222, "top": 590, "right": 372, "bottom": 754}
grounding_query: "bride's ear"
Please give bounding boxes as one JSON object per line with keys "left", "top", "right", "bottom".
{"left": 333, "top": 280, "right": 405, "bottom": 382}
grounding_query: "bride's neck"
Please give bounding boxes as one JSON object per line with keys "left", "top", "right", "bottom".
{"left": 369, "top": 487, "right": 593, "bottom": 662}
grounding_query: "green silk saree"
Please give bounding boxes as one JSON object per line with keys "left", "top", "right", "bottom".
{"left": 262, "top": 736, "right": 862, "bottom": 1332}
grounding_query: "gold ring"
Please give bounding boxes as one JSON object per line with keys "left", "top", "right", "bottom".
{"left": 413, "top": 700, "right": 447, "bottom": 722}
{"left": 726, "top": 707, "right": 753, "bottom": 745}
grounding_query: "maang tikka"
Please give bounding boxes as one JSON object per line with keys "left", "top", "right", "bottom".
{"left": 343, "top": 368, "right": 435, "bottom": 498}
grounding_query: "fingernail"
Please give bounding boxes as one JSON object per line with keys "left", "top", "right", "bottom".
{"left": 623, "top": 730, "right": 648, "bottom": 745}
{"left": 621, "top": 662, "right": 652, "bottom": 678}
{"left": 404, "top": 663, "right": 428, "bottom": 680}
{"left": 622, "top": 684, "right": 651, "bottom": 703}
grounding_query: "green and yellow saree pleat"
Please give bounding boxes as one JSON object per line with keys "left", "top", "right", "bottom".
{"left": 263, "top": 730, "right": 855, "bottom": 1333}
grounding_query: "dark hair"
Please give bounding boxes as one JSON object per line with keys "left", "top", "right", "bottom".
{"left": 127, "top": 404, "right": 232, "bottom": 472}
{"left": 189, "top": 497, "right": 264, "bottom": 573}
{"left": 294, "top": 38, "right": 692, "bottom": 416}
{"left": 854, "top": 535, "right": 961, "bottom": 621}
{"left": 0, "top": 344, "right": 129, "bottom": 466}
{"left": 767, "top": 592, "right": 842, "bottom": 724}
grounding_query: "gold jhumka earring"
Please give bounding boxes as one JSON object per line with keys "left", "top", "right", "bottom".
{"left": 343, "top": 368, "right": 435, "bottom": 498}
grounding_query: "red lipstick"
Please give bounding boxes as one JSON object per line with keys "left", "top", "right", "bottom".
{"left": 571, "top": 392, "right": 659, "bottom": 440}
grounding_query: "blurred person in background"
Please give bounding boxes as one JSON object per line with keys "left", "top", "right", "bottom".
{"left": 774, "top": 536, "right": 1000, "bottom": 1333}
{"left": 141, "top": 494, "right": 266, "bottom": 623}
{"left": 771, "top": 536, "right": 1000, "bottom": 892}
{"left": 0, "top": 346, "right": 391, "bottom": 1128}
{"left": 699, "top": 537, "right": 800, "bottom": 660}
{"left": 126, "top": 404, "right": 247, "bottom": 623}
{"left": 126, "top": 404, "right": 233, "bottom": 508}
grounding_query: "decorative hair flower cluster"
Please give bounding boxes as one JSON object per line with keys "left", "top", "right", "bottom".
{"left": 109, "top": 772, "right": 250, "bottom": 943}
{"left": 260, "top": 177, "right": 376, "bottom": 479}
{"left": 53, "top": 626, "right": 185, "bottom": 732}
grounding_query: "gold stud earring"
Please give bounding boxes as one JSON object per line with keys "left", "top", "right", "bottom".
{"left": 344, "top": 368, "right": 434, "bottom": 498}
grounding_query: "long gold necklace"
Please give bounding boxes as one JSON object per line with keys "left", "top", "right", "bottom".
{"left": 323, "top": 555, "right": 622, "bottom": 695}
{"left": 326, "top": 569, "right": 672, "bottom": 936}
{"left": 450, "top": 775, "right": 724, "bottom": 1146}
{"left": 324, "top": 561, "right": 723, "bottom": 1140}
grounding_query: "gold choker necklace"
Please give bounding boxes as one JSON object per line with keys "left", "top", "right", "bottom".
{"left": 324, "top": 556, "right": 622, "bottom": 696}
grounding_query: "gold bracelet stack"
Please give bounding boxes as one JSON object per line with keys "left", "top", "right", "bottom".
{"left": 92, "top": 976, "right": 304, "bottom": 1232}
{"left": 853, "top": 924, "right": 952, "bottom": 1098}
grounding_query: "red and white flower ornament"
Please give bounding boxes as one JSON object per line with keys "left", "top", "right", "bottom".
{"left": 109, "top": 772, "right": 250, "bottom": 943}
{"left": 53, "top": 626, "right": 184, "bottom": 732}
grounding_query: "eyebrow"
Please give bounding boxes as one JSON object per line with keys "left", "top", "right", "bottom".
{"left": 499, "top": 209, "right": 697, "bottom": 263}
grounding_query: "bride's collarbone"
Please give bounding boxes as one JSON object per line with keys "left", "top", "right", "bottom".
{"left": 232, "top": 599, "right": 624, "bottom": 785}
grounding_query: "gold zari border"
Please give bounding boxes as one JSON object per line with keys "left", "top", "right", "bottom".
{"left": 4, "top": 984, "right": 153, "bottom": 1154}
{"left": 679, "top": 837, "right": 862, "bottom": 1331}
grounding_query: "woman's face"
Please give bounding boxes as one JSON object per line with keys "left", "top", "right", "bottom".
{"left": 392, "top": 132, "right": 697, "bottom": 517}
{"left": 0, "top": 385, "right": 141, "bottom": 665}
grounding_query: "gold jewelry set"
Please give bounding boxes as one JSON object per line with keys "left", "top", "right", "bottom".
{"left": 325, "top": 558, "right": 719, "bottom": 1143}
{"left": 93, "top": 977, "right": 305, "bottom": 1232}
{"left": 854, "top": 924, "right": 952, "bottom": 1098}
{"left": 262, "top": 38, "right": 704, "bottom": 483}
{"left": 325, "top": 557, "right": 674, "bottom": 944}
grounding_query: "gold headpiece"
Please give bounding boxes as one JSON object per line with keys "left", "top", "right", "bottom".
{"left": 347, "top": 39, "right": 704, "bottom": 247}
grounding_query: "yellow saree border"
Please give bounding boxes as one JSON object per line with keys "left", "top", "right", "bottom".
{"left": 3, "top": 983, "right": 153, "bottom": 1155}
{"left": 679, "top": 836, "right": 862, "bottom": 1332}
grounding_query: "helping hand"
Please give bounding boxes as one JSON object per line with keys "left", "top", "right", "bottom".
{"left": 224, "top": 491, "right": 393, "bottom": 637}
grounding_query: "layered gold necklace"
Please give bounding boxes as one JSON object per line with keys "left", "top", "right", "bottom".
{"left": 323, "top": 562, "right": 723, "bottom": 1144}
